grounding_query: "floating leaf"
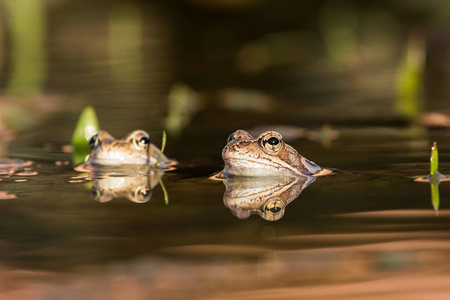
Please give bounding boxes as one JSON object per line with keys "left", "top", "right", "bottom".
{"left": 71, "top": 106, "right": 100, "bottom": 165}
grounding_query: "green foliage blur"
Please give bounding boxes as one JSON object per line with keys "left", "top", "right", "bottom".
{"left": 71, "top": 106, "right": 100, "bottom": 165}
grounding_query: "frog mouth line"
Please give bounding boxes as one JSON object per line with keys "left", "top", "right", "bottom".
{"left": 224, "top": 157, "right": 302, "bottom": 175}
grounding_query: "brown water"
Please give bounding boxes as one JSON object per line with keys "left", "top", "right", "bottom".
{"left": 2, "top": 122, "right": 450, "bottom": 299}
{"left": 2, "top": 1, "right": 450, "bottom": 299}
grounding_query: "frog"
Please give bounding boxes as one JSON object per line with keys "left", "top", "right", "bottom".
{"left": 85, "top": 130, "right": 175, "bottom": 167}
{"left": 222, "top": 130, "right": 322, "bottom": 177}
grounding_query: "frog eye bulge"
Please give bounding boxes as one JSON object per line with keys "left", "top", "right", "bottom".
{"left": 131, "top": 132, "right": 151, "bottom": 150}
{"left": 262, "top": 197, "right": 286, "bottom": 221}
{"left": 260, "top": 133, "right": 284, "bottom": 154}
{"left": 133, "top": 186, "right": 152, "bottom": 203}
{"left": 227, "top": 133, "right": 236, "bottom": 143}
{"left": 227, "top": 130, "right": 254, "bottom": 143}
{"left": 263, "top": 198, "right": 285, "bottom": 214}
{"left": 88, "top": 134, "right": 99, "bottom": 150}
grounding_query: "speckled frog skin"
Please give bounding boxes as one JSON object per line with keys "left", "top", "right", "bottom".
{"left": 222, "top": 130, "right": 322, "bottom": 177}
{"left": 86, "top": 130, "right": 173, "bottom": 167}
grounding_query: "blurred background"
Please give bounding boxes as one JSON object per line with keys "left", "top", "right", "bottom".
{"left": 2, "top": 0, "right": 450, "bottom": 299}
{"left": 1, "top": 0, "right": 449, "bottom": 140}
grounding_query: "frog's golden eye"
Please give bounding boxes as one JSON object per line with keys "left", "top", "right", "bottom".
{"left": 88, "top": 134, "right": 99, "bottom": 150}
{"left": 131, "top": 132, "right": 151, "bottom": 150}
{"left": 260, "top": 133, "right": 284, "bottom": 154}
{"left": 263, "top": 198, "right": 284, "bottom": 214}
{"left": 133, "top": 186, "right": 152, "bottom": 203}
{"left": 262, "top": 197, "right": 285, "bottom": 221}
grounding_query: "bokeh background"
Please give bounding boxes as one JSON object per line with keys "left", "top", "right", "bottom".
{"left": 2, "top": 1, "right": 450, "bottom": 299}
{"left": 2, "top": 0, "right": 449, "bottom": 139}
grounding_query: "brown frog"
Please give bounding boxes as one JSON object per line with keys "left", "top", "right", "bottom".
{"left": 222, "top": 130, "right": 322, "bottom": 177}
{"left": 86, "top": 130, "right": 174, "bottom": 167}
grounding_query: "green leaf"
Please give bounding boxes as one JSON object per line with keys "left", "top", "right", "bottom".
{"left": 157, "top": 171, "right": 169, "bottom": 206}
{"left": 431, "top": 180, "right": 440, "bottom": 212}
{"left": 396, "top": 33, "right": 425, "bottom": 120}
{"left": 71, "top": 106, "right": 100, "bottom": 165}
{"left": 430, "top": 141, "right": 438, "bottom": 176}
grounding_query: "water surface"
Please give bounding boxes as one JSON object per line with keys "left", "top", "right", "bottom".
{"left": 2, "top": 1, "right": 450, "bottom": 299}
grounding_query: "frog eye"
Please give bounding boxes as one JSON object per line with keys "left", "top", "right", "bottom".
{"left": 88, "top": 134, "right": 99, "bottom": 150}
{"left": 139, "top": 136, "right": 150, "bottom": 145}
{"left": 262, "top": 198, "right": 285, "bottom": 221}
{"left": 90, "top": 187, "right": 99, "bottom": 199}
{"left": 227, "top": 133, "right": 236, "bottom": 143}
{"left": 260, "top": 132, "right": 284, "bottom": 154}
{"left": 90, "top": 187, "right": 111, "bottom": 203}
{"left": 131, "top": 132, "right": 151, "bottom": 150}
{"left": 133, "top": 186, "right": 152, "bottom": 203}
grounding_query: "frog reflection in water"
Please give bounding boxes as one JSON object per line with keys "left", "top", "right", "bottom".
{"left": 224, "top": 175, "right": 315, "bottom": 221}
{"left": 91, "top": 173, "right": 159, "bottom": 203}
{"left": 222, "top": 130, "right": 322, "bottom": 177}
{"left": 86, "top": 130, "right": 175, "bottom": 167}
{"left": 79, "top": 130, "right": 174, "bottom": 203}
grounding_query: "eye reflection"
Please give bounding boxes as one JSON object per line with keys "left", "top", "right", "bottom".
{"left": 263, "top": 198, "right": 285, "bottom": 221}
{"left": 133, "top": 186, "right": 153, "bottom": 203}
